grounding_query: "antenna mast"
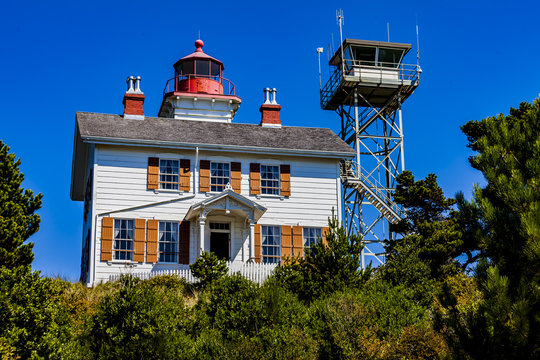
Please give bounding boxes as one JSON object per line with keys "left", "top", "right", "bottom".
{"left": 337, "top": 9, "right": 345, "bottom": 75}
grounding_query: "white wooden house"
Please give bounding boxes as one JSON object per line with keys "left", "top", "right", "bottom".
{"left": 70, "top": 40, "right": 354, "bottom": 286}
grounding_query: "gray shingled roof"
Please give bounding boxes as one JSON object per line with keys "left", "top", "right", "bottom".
{"left": 76, "top": 112, "right": 354, "bottom": 155}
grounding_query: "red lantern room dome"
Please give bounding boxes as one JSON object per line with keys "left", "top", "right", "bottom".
{"left": 159, "top": 39, "right": 241, "bottom": 122}
{"left": 162, "top": 39, "right": 235, "bottom": 96}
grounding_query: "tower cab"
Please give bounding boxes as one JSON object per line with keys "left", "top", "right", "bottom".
{"left": 321, "top": 39, "right": 420, "bottom": 110}
{"left": 158, "top": 39, "right": 241, "bottom": 122}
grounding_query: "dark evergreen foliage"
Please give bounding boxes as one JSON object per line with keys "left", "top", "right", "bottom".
{"left": 436, "top": 99, "right": 540, "bottom": 359}
{"left": 0, "top": 140, "right": 42, "bottom": 269}
{"left": 274, "top": 215, "right": 372, "bottom": 302}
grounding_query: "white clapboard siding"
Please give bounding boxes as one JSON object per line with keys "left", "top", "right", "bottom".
{"left": 90, "top": 145, "right": 340, "bottom": 284}
{"left": 108, "top": 261, "right": 278, "bottom": 285}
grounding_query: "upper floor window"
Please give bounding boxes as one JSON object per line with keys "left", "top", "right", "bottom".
{"left": 159, "top": 159, "right": 180, "bottom": 190}
{"left": 159, "top": 221, "right": 179, "bottom": 263}
{"left": 211, "top": 162, "right": 230, "bottom": 192}
{"left": 262, "top": 225, "right": 281, "bottom": 264}
{"left": 114, "top": 219, "right": 134, "bottom": 261}
{"left": 303, "top": 227, "right": 322, "bottom": 250}
{"left": 261, "top": 165, "right": 280, "bottom": 195}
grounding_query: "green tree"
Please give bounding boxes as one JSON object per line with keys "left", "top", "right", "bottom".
{"left": 274, "top": 215, "right": 371, "bottom": 302}
{"left": 437, "top": 99, "right": 540, "bottom": 358}
{"left": 381, "top": 172, "right": 467, "bottom": 293}
{"left": 190, "top": 250, "right": 228, "bottom": 289}
{"left": 0, "top": 268, "right": 77, "bottom": 359}
{"left": 85, "top": 275, "right": 192, "bottom": 360}
{"left": 0, "top": 140, "right": 42, "bottom": 269}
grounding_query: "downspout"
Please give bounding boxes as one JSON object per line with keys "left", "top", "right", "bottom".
{"left": 194, "top": 146, "right": 199, "bottom": 194}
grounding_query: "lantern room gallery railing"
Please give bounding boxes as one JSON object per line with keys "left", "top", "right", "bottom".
{"left": 162, "top": 74, "right": 236, "bottom": 97}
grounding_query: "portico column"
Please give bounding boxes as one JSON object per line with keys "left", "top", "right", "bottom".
{"left": 199, "top": 216, "right": 206, "bottom": 255}
{"left": 249, "top": 220, "right": 255, "bottom": 261}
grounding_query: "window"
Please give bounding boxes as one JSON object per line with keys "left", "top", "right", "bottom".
{"left": 210, "top": 162, "right": 230, "bottom": 192}
{"left": 210, "top": 222, "right": 230, "bottom": 231}
{"left": 262, "top": 225, "right": 281, "bottom": 264}
{"left": 114, "top": 219, "right": 134, "bottom": 261}
{"left": 158, "top": 221, "right": 179, "bottom": 263}
{"left": 196, "top": 60, "right": 210, "bottom": 76}
{"left": 260, "top": 165, "right": 280, "bottom": 195}
{"left": 303, "top": 227, "right": 322, "bottom": 250}
{"left": 159, "top": 159, "right": 180, "bottom": 190}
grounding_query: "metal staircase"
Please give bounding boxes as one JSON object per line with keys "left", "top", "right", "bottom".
{"left": 340, "top": 160, "right": 403, "bottom": 225}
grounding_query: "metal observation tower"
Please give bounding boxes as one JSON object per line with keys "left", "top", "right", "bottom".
{"left": 319, "top": 32, "right": 420, "bottom": 267}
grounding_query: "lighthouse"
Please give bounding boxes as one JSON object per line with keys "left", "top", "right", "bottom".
{"left": 158, "top": 39, "right": 241, "bottom": 122}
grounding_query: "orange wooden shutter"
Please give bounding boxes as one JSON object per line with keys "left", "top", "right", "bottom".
{"left": 281, "top": 225, "right": 292, "bottom": 261}
{"left": 100, "top": 217, "right": 114, "bottom": 261}
{"left": 292, "top": 226, "right": 303, "bottom": 257}
{"left": 147, "top": 220, "right": 159, "bottom": 263}
{"left": 322, "top": 227, "right": 330, "bottom": 247}
{"left": 250, "top": 163, "right": 260, "bottom": 195}
{"left": 231, "top": 162, "right": 241, "bottom": 193}
{"left": 254, "top": 224, "right": 261, "bottom": 263}
{"left": 280, "top": 164, "right": 291, "bottom": 197}
{"left": 179, "top": 221, "right": 190, "bottom": 264}
{"left": 180, "top": 159, "right": 191, "bottom": 192}
{"left": 133, "top": 219, "right": 146, "bottom": 262}
{"left": 148, "top": 157, "right": 159, "bottom": 190}
{"left": 200, "top": 160, "right": 210, "bottom": 192}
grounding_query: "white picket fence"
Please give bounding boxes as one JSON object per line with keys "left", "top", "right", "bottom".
{"left": 109, "top": 261, "right": 278, "bottom": 284}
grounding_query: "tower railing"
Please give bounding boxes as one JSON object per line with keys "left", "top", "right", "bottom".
{"left": 320, "top": 61, "right": 420, "bottom": 109}
{"left": 163, "top": 74, "right": 236, "bottom": 96}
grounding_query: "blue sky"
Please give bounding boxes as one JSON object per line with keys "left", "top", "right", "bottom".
{"left": 1, "top": 0, "right": 538, "bottom": 280}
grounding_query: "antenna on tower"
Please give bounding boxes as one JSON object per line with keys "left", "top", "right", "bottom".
{"left": 336, "top": 9, "right": 345, "bottom": 75}
{"left": 198, "top": 30, "right": 201, "bottom": 39}
{"left": 317, "top": 47, "right": 324, "bottom": 91}
{"left": 387, "top": 22, "right": 390, "bottom": 42}
{"left": 416, "top": 24, "right": 420, "bottom": 66}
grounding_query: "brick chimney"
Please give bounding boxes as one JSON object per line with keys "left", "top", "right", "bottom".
{"left": 123, "top": 76, "right": 145, "bottom": 120}
{"left": 259, "top": 88, "right": 281, "bottom": 127}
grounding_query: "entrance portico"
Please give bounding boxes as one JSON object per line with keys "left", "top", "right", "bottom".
{"left": 184, "top": 189, "right": 266, "bottom": 262}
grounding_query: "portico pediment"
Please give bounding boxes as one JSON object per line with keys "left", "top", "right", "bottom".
{"left": 184, "top": 189, "right": 266, "bottom": 222}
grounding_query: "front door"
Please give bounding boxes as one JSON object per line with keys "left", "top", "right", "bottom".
{"left": 210, "top": 232, "right": 230, "bottom": 260}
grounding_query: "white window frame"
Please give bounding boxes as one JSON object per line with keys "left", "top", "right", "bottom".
{"left": 262, "top": 225, "right": 281, "bottom": 264}
{"left": 210, "top": 161, "right": 230, "bottom": 192}
{"left": 158, "top": 221, "right": 179, "bottom": 263}
{"left": 113, "top": 219, "right": 134, "bottom": 261}
{"left": 260, "top": 164, "right": 280, "bottom": 196}
{"left": 159, "top": 159, "right": 180, "bottom": 190}
{"left": 303, "top": 227, "right": 322, "bottom": 251}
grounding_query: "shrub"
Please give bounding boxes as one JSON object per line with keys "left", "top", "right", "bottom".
{"left": 190, "top": 251, "right": 228, "bottom": 289}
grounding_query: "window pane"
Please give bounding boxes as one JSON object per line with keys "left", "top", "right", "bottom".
{"left": 210, "top": 162, "right": 230, "bottom": 192}
{"left": 211, "top": 62, "right": 220, "bottom": 77}
{"left": 159, "top": 159, "right": 180, "bottom": 190}
{"left": 113, "top": 219, "right": 134, "bottom": 261}
{"left": 196, "top": 60, "right": 209, "bottom": 76}
{"left": 261, "top": 165, "right": 280, "bottom": 195}
{"left": 181, "top": 61, "right": 194, "bottom": 75}
{"left": 353, "top": 46, "right": 376, "bottom": 66}
{"left": 303, "top": 227, "right": 322, "bottom": 250}
{"left": 158, "top": 221, "right": 179, "bottom": 263}
{"left": 262, "top": 225, "right": 281, "bottom": 263}
{"left": 377, "top": 48, "right": 404, "bottom": 68}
